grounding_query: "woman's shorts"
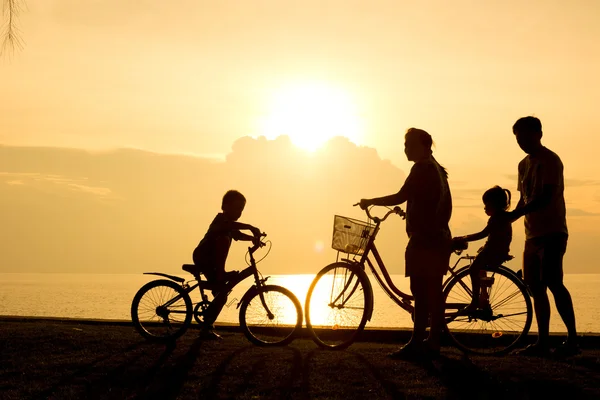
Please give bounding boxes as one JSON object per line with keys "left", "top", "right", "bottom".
{"left": 405, "top": 232, "right": 452, "bottom": 277}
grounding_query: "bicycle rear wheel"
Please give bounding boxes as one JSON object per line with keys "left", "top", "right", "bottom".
{"left": 239, "top": 285, "right": 303, "bottom": 346}
{"left": 443, "top": 265, "right": 532, "bottom": 355}
{"left": 305, "top": 262, "right": 373, "bottom": 349}
{"left": 131, "top": 279, "right": 193, "bottom": 342}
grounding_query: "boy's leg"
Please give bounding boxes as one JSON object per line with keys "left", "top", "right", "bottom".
{"left": 213, "top": 236, "right": 231, "bottom": 282}
{"left": 199, "top": 236, "right": 231, "bottom": 338}
{"left": 203, "top": 291, "right": 228, "bottom": 328}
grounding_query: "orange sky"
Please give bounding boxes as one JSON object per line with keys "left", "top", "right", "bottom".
{"left": 1, "top": 1, "right": 599, "bottom": 274}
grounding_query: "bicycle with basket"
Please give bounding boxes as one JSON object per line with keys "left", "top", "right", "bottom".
{"left": 304, "top": 205, "right": 533, "bottom": 355}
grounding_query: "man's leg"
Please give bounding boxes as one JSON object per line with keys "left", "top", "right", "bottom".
{"left": 531, "top": 287, "right": 551, "bottom": 346}
{"left": 548, "top": 282, "right": 577, "bottom": 340}
{"left": 544, "top": 235, "right": 578, "bottom": 345}
{"left": 521, "top": 239, "right": 551, "bottom": 353}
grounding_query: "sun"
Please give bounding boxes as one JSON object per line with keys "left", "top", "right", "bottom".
{"left": 260, "top": 83, "right": 364, "bottom": 152}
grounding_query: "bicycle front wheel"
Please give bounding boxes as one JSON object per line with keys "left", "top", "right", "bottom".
{"left": 443, "top": 265, "right": 532, "bottom": 355}
{"left": 305, "top": 262, "right": 373, "bottom": 349}
{"left": 131, "top": 279, "right": 193, "bottom": 342}
{"left": 239, "top": 285, "right": 303, "bottom": 346}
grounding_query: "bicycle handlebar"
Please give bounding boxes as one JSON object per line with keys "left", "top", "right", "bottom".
{"left": 249, "top": 232, "right": 268, "bottom": 253}
{"left": 352, "top": 203, "right": 406, "bottom": 223}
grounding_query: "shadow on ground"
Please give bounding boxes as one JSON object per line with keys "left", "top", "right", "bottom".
{"left": 1, "top": 321, "right": 599, "bottom": 399}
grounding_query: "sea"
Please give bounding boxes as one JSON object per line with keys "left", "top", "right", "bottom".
{"left": 1, "top": 273, "right": 599, "bottom": 333}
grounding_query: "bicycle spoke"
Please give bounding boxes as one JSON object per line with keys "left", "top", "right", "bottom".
{"left": 306, "top": 263, "right": 370, "bottom": 349}
{"left": 444, "top": 267, "right": 532, "bottom": 355}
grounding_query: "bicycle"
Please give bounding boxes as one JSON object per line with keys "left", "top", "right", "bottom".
{"left": 131, "top": 233, "right": 303, "bottom": 346}
{"left": 304, "top": 206, "right": 533, "bottom": 355}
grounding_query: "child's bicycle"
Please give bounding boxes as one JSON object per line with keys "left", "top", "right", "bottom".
{"left": 304, "top": 206, "right": 533, "bottom": 355}
{"left": 131, "top": 233, "right": 303, "bottom": 346}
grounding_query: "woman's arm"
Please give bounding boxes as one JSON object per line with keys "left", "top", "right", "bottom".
{"left": 360, "top": 163, "right": 423, "bottom": 208}
{"left": 363, "top": 190, "right": 407, "bottom": 208}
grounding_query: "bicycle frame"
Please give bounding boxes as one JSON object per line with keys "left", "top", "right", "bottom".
{"left": 143, "top": 239, "right": 275, "bottom": 320}
{"left": 343, "top": 207, "right": 478, "bottom": 316}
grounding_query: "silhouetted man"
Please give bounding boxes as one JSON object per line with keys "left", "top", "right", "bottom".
{"left": 510, "top": 116, "right": 579, "bottom": 357}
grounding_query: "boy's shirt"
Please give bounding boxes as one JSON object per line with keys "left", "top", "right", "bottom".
{"left": 195, "top": 213, "right": 243, "bottom": 266}
{"left": 483, "top": 212, "right": 512, "bottom": 257}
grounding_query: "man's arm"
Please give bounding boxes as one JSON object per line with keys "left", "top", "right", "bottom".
{"left": 509, "top": 184, "right": 556, "bottom": 220}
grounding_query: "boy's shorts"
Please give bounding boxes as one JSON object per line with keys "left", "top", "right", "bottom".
{"left": 523, "top": 232, "right": 568, "bottom": 290}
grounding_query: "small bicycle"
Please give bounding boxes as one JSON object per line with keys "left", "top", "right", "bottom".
{"left": 131, "top": 234, "right": 303, "bottom": 346}
{"left": 304, "top": 206, "right": 533, "bottom": 355}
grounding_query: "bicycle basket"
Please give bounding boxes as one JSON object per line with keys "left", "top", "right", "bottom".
{"left": 331, "top": 215, "right": 376, "bottom": 256}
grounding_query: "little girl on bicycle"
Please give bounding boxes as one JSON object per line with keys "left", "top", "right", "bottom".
{"left": 453, "top": 185, "right": 515, "bottom": 311}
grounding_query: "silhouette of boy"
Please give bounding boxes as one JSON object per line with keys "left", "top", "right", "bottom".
{"left": 192, "top": 189, "right": 261, "bottom": 340}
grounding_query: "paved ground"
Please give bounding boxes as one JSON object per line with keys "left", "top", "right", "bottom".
{"left": 1, "top": 318, "right": 600, "bottom": 399}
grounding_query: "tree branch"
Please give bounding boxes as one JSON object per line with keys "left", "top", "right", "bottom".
{"left": 2, "top": 0, "right": 25, "bottom": 57}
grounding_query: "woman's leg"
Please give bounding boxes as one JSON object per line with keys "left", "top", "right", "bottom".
{"left": 425, "top": 273, "right": 444, "bottom": 351}
{"left": 409, "top": 275, "right": 429, "bottom": 345}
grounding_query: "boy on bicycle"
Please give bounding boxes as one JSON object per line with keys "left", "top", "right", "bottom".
{"left": 191, "top": 189, "right": 262, "bottom": 340}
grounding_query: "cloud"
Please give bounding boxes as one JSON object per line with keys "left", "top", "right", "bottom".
{"left": 0, "top": 137, "right": 407, "bottom": 274}
{"left": 1, "top": 172, "right": 115, "bottom": 198}
{"left": 505, "top": 175, "right": 600, "bottom": 188}
{"left": 567, "top": 208, "right": 600, "bottom": 217}
{"left": 565, "top": 179, "right": 600, "bottom": 187}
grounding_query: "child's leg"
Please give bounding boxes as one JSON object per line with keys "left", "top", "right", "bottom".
{"left": 468, "top": 255, "right": 486, "bottom": 308}
{"left": 203, "top": 291, "right": 228, "bottom": 328}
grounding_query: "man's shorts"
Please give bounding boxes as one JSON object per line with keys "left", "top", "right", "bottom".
{"left": 523, "top": 232, "right": 568, "bottom": 289}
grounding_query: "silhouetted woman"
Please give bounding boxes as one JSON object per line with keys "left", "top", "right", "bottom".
{"left": 360, "top": 127, "right": 452, "bottom": 359}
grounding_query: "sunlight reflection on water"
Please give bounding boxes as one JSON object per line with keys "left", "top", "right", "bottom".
{"left": 1, "top": 273, "right": 599, "bottom": 333}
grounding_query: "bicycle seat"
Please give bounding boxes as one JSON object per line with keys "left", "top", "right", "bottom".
{"left": 182, "top": 264, "right": 203, "bottom": 277}
{"left": 502, "top": 254, "right": 515, "bottom": 262}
